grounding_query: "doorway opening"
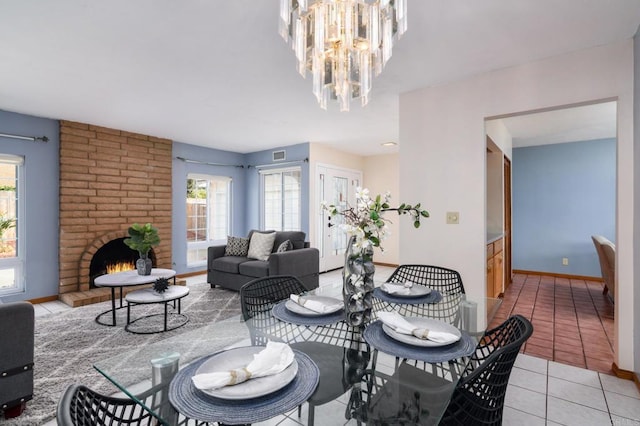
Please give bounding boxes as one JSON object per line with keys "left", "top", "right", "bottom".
{"left": 485, "top": 99, "right": 617, "bottom": 373}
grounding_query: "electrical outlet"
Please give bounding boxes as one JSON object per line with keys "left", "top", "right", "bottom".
{"left": 562, "top": 258, "right": 569, "bottom": 266}
{"left": 446, "top": 211, "right": 459, "bottom": 224}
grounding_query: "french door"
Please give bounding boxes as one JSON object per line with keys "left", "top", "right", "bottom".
{"left": 317, "top": 165, "right": 362, "bottom": 272}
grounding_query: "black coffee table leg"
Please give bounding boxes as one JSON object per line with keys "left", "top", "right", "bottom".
{"left": 164, "top": 302, "right": 168, "bottom": 332}
{"left": 111, "top": 287, "right": 116, "bottom": 325}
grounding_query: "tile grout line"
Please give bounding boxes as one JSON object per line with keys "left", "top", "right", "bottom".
{"left": 566, "top": 276, "right": 588, "bottom": 369}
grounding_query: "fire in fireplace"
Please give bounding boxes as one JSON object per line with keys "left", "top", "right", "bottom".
{"left": 89, "top": 237, "right": 157, "bottom": 288}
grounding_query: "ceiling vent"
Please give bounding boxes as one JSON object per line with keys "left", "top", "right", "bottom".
{"left": 272, "top": 150, "right": 286, "bottom": 162}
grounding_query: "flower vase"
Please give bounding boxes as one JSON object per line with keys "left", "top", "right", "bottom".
{"left": 342, "top": 236, "right": 375, "bottom": 328}
{"left": 136, "top": 253, "right": 152, "bottom": 276}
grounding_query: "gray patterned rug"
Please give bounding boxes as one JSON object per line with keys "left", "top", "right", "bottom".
{"left": 1, "top": 281, "right": 244, "bottom": 426}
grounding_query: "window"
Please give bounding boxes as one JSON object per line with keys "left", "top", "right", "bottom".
{"left": 260, "top": 167, "right": 301, "bottom": 231}
{"left": 0, "top": 155, "right": 23, "bottom": 295}
{"left": 186, "top": 174, "right": 231, "bottom": 267}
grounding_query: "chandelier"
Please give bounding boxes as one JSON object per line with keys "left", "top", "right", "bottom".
{"left": 279, "top": 0, "right": 407, "bottom": 111}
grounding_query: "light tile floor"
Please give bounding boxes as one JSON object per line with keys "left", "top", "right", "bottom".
{"left": 37, "top": 267, "right": 640, "bottom": 425}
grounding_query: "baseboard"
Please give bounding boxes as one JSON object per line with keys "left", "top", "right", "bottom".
{"left": 373, "top": 262, "right": 399, "bottom": 268}
{"left": 513, "top": 269, "right": 603, "bottom": 282}
{"left": 177, "top": 270, "right": 207, "bottom": 278}
{"left": 27, "top": 295, "right": 59, "bottom": 304}
{"left": 612, "top": 363, "right": 640, "bottom": 392}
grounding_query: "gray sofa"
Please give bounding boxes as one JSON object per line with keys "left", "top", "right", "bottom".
{"left": 0, "top": 301, "right": 34, "bottom": 419}
{"left": 207, "top": 230, "right": 320, "bottom": 292}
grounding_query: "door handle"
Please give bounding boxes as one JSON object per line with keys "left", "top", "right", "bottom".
{"left": 327, "top": 223, "right": 334, "bottom": 228}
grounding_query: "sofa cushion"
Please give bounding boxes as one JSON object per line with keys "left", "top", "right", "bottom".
{"left": 238, "top": 260, "right": 270, "bottom": 278}
{"left": 273, "top": 231, "right": 306, "bottom": 250}
{"left": 248, "top": 231, "right": 276, "bottom": 260}
{"left": 276, "top": 239, "right": 293, "bottom": 253}
{"left": 211, "top": 256, "right": 248, "bottom": 274}
{"left": 225, "top": 236, "right": 249, "bottom": 257}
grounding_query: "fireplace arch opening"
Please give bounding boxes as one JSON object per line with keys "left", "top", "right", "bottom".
{"left": 89, "top": 237, "right": 157, "bottom": 288}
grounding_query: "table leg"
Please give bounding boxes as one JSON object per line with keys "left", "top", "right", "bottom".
{"left": 177, "top": 298, "right": 181, "bottom": 314}
{"left": 111, "top": 288, "right": 117, "bottom": 326}
{"left": 127, "top": 302, "right": 131, "bottom": 325}
{"left": 164, "top": 302, "right": 168, "bottom": 332}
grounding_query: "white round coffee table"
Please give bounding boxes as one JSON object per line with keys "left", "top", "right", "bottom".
{"left": 94, "top": 268, "right": 177, "bottom": 326}
{"left": 125, "top": 285, "right": 190, "bottom": 334}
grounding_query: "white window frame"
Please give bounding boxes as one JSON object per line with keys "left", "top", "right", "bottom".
{"left": 259, "top": 166, "right": 302, "bottom": 231}
{"left": 0, "top": 154, "right": 24, "bottom": 296}
{"left": 186, "top": 174, "right": 232, "bottom": 267}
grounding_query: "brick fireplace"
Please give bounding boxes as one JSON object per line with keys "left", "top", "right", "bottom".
{"left": 58, "top": 120, "right": 173, "bottom": 306}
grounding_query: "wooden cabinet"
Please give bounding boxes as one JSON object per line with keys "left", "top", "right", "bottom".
{"left": 487, "top": 238, "right": 504, "bottom": 298}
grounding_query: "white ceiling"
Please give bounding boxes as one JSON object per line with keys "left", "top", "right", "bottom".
{"left": 1, "top": 1, "right": 639, "bottom": 156}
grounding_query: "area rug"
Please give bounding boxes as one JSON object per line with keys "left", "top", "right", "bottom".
{"left": 0, "top": 281, "right": 245, "bottom": 426}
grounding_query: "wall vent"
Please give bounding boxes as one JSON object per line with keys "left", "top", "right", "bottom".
{"left": 272, "top": 150, "right": 286, "bottom": 161}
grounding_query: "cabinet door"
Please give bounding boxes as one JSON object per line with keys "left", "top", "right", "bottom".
{"left": 494, "top": 251, "right": 504, "bottom": 296}
{"left": 487, "top": 258, "right": 495, "bottom": 297}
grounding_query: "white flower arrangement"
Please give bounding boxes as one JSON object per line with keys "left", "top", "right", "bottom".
{"left": 323, "top": 187, "right": 429, "bottom": 253}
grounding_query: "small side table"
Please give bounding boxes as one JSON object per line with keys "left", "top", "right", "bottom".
{"left": 125, "top": 286, "right": 190, "bottom": 334}
{"left": 94, "top": 269, "right": 176, "bottom": 327}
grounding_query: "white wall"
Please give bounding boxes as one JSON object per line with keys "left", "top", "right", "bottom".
{"left": 364, "top": 153, "right": 400, "bottom": 264}
{"left": 400, "top": 40, "right": 635, "bottom": 370}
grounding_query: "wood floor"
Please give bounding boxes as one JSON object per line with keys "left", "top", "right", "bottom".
{"left": 490, "top": 272, "right": 615, "bottom": 375}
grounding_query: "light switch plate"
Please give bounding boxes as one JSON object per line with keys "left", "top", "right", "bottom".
{"left": 446, "top": 211, "right": 459, "bottom": 224}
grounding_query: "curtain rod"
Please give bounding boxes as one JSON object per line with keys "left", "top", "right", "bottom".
{"left": 248, "top": 158, "right": 309, "bottom": 169}
{"left": 176, "top": 156, "right": 244, "bottom": 168}
{"left": 0, "top": 132, "right": 49, "bottom": 142}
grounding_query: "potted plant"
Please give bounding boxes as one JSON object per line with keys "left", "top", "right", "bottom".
{"left": 323, "top": 187, "right": 429, "bottom": 327}
{"left": 123, "top": 223, "right": 160, "bottom": 275}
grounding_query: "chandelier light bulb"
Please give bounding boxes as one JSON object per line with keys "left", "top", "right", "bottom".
{"left": 279, "top": 0, "right": 408, "bottom": 112}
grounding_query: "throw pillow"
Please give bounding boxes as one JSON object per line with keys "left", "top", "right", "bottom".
{"left": 276, "top": 239, "right": 293, "bottom": 253}
{"left": 247, "top": 231, "right": 277, "bottom": 261}
{"left": 225, "top": 236, "right": 249, "bottom": 257}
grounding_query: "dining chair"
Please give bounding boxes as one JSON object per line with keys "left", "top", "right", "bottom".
{"left": 239, "top": 275, "right": 356, "bottom": 426}
{"left": 439, "top": 314, "right": 533, "bottom": 425}
{"left": 56, "top": 384, "right": 155, "bottom": 426}
{"left": 362, "top": 315, "right": 533, "bottom": 425}
{"left": 591, "top": 235, "right": 615, "bottom": 301}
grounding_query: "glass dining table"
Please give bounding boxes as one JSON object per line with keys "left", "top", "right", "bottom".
{"left": 93, "top": 279, "right": 500, "bottom": 426}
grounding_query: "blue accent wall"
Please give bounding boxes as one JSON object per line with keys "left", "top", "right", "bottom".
{"left": 245, "top": 144, "right": 310, "bottom": 234}
{"left": 172, "top": 142, "right": 247, "bottom": 274}
{"left": 0, "top": 110, "right": 59, "bottom": 302}
{"left": 171, "top": 142, "right": 310, "bottom": 274}
{"left": 512, "top": 138, "right": 616, "bottom": 277}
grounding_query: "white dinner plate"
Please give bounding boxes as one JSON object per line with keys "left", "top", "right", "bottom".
{"left": 380, "top": 283, "right": 432, "bottom": 298}
{"left": 381, "top": 317, "right": 461, "bottom": 347}
{"left": 285, "top": 296, "right": 343, "bottom": 316}
{"left": 194, "top": 346, "right": 298, "bottom": 400}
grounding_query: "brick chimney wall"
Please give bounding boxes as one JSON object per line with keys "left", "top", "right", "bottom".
{"left": 59, "top": 120, "right": 173, "bottom": 294}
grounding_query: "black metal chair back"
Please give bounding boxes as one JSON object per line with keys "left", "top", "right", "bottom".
{"left": 239, "top": 275, "right": 307, "bottom": 321}
{"left": 56, "top": 384, "right": 155, "bottom": 426}
{"left": 383, "top": 264, "right": 466, "bottom": 326}
{"left": 440, "top": 314, "right": 534, "bottom": 425}
{"left": 386, "top": 264, "right": 465, "bottom": 295}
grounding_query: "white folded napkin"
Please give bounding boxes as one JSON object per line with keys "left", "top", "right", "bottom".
{"left": 191, "top": 341, "right": 295, "bottom": 390}
{"left": 381, "top": 281, "right": 414, "bottom": 295}
{"left": 289, "top": 294, "right": 342, "bottom": 314}
{"left": 377, "top": 311, "right": 460, "bottom": 344}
